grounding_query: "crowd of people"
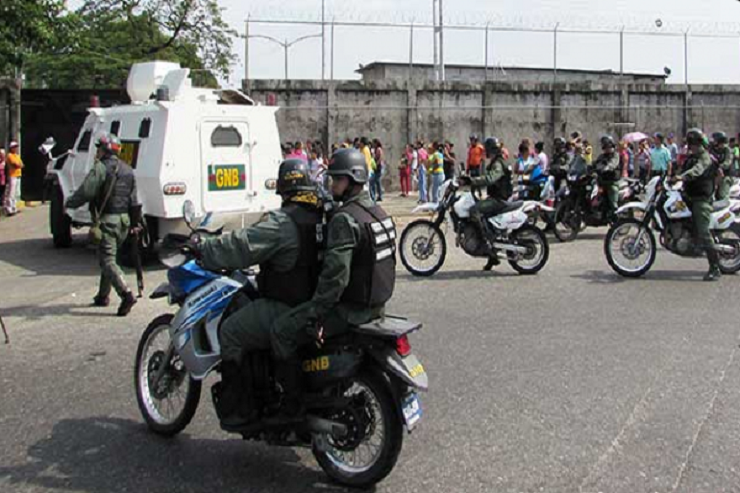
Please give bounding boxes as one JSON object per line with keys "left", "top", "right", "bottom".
{"left": 283, "top": 129, "right": 740, "bottom": 208}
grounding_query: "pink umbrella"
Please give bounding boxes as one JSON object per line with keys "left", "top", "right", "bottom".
{"left": 622, "top": 132, "right": 650, "bottom": 143}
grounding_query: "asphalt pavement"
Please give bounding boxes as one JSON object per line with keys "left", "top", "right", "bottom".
{"left": 1, "top": 202, "right": 740, "bottom": 493}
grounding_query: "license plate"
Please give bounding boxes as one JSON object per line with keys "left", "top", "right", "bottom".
{"left": 402, "top": 393, "right": 422, "bottom": 430}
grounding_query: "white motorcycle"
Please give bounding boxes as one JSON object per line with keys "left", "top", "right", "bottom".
{"left": 604, "top": 176, "right": 740, "bottom": 277}
{"left": 399, "top": 179, "right": 551, "bottom": 276}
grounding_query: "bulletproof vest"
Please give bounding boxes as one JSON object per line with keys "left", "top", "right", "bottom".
{"left": 257, "top": 204, "right": 323, "bottom": 307}
{"left": 99, "top": 155, "right": 136, "bottom": 214}
{"left": 716, "top": 147, "right": 736, "bottom": 176}
{"left": 486, "top": 157, "right": 513, "bottom": 200}
{"left": 595, "top": 153, "right": 619, "bottom": 183}
{"left": 338, "top": 201, "right": 396, "bottom": 308}
{"left": 550, "top": 152, "right": 569, "bottom": 175}
{"left": 684, "top": 151, "right": 715, "bottom": 200}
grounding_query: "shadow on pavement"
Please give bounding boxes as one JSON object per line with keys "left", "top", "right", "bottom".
{"left": 1, "top": 302, "right": 121, "bottom": 321}
{"left": 0, "top": 417, "right": 358, "bottom": 493}
{"left": 571, "top": 269, "right": 705, "bottom": 284}
{"left": 0, "top": 237, "right": 165, "bottom": 278}
{"left": 397, "top": 269, "right": 520, "bottom": 282}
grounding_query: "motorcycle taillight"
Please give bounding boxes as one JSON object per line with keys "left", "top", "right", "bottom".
{"left": 396, "top": 335, "right": 412, "bottom": 357}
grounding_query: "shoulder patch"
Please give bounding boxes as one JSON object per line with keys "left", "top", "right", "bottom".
{"left": 327, "top": 213, "right": 356, "bottom": 247}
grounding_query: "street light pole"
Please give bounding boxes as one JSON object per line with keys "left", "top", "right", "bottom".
{"left": 321, "top": 0, "right": 326, "bottom": 80}
{"left": 245, "top": 18, "right": 250, "bottom": 90}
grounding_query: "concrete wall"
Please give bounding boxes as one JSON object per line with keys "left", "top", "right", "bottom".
{"left": 246, "top": 78, "right": 740, "bottom": 189}
{"left": 0, "top": 78, "right": 21, "bottom": 149}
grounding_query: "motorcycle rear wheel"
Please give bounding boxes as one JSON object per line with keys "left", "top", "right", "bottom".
{"left": 553, "top": 201, "right": 581, "bottom": 243}
{"left": 716, "top": 224, "right": 740, "bottom": 274}
{"left": 135, "top": 314, "right": 201, "bottom": 437}
{"left": 508, "top": 225, "right": 549, "bottom": 275}
{"left": 313, "top": 372, "right": 403, "bottom": 488}
{"left": 604, "top": 219, "right": 656, "bottom": 278}
{"left": 399, "top": 220, "right": 447, "bottom": 277}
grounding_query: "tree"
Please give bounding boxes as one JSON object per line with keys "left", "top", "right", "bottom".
{"left": 0, "top": 0, "right": 70, "bottom": 77}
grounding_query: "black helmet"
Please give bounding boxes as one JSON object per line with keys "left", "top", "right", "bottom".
{"left": 686, "top": 128, "right": 706, "bottom": 147}
{"left": 712, "top": 131, "right": 728, "bottom": 145}
{"left": 484, "top": 137, "right": 502, "bottom": 156}
{"left": 554, "top": 137, "right": 567, "bottom": 150}
{"left": 327, "top": 148, "right": 368, "bottom": 184}
{"left": 600, "top": 135, "right": 616, "bottom": 150}
{"left": 277, "top": 159, "right": 316, "bottom": 196}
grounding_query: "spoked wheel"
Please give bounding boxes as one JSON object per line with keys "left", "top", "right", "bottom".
{"left": 135, "top": 314, "right": 201, "bottom": 436}
{"left": 399, "top": 220, "right": 447, "bottom": 277}
{"left": 507, "top": 225, "right": 549, "bottom": 275}
{"left": 604, "top": 219, "right": 656, "bottom": 278}
{"left": 716, "top": 224, "right": 740, "bottom": 274}
{"left": 554, "top": 201, "right": 581, "bottom": 243}
{"left": 313, "top": 372, "right": 403, "bottom": 488}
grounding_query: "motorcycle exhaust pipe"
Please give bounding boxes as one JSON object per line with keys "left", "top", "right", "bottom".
{"left": 492, "top": 242, "right": 528, "bottom": 254}
{"left": 306, "top": 415, "right": 348, "bottom": 439}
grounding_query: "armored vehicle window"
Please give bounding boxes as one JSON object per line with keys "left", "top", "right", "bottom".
{"left": 77, "top": 130, "right": 92, "bottom": 152}
{"left": 110, "top": 121, "right": 121, "bottom": 136}
{"left": 139, "top": 118, "right": 151, "bottom": 138}
{"left": 211, "top": 126, "right": 242, "bottom": 147}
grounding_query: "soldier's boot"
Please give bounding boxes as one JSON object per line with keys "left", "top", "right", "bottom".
{"left": 117, "top": 291, "right": 137, "bottom": 317}
{"left": 219, "top": 361, "right": 257, "bottom": 429}
{"left": 93, "top": 295, "right": 110, "bottom": 307}
{"left": 472, "top": 211, "right": 500, "bottom": 271}
{"left": 704, "top": 249, "right": 722, "bottom": 282}
{"left": 483, "top": 255, "right": 500, "bottom": 271}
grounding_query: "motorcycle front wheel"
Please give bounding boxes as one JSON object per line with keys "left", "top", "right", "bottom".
{"left": 716, "top": 223, "right": 740, "bottom": 274}
{"left": 508, "top": 225, "right": 550, "bottom": 275}
{"left": 553, "top": 200, "right": 581, "bottom": 243}
{"left": 313, "top": 372, "right": 403, "bottom": 488}
{"left": 399, "top": 220, "right": 447, "bottom": 277}
{"left": 604, "top": 219, "right": 656, "bottom": 278}
{"left": 135, "top": 314, "right": 201, "bottom": 437}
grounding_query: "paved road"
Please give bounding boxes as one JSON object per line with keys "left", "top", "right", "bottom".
{"left": 2, "top": 204, "right": 740, "bottom": 493}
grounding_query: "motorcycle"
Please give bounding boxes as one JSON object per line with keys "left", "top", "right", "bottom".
{"left": 399, "top": 179, "right": 550, "bottom": 277}
{"left": 134, "top": 202, "right": 428, "bottom": 488}
{"left": 604, "top": 176, "right": 740, "bottom": 277}
{"left": 553, "top": 167, "right": 643, "bottom": 243}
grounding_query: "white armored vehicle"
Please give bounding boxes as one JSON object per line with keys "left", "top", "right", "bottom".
{"left": 45, "top": 61, "right": 283, "bottom": 248}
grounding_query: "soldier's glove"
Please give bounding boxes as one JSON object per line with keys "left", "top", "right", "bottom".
{"left": 458, "top": 175, "right": 472, "bottom": 186}
{"left": 181, "top": 235, "right": 203, "bottom": 259}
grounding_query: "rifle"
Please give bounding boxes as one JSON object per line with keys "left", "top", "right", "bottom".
{"left": 131, "top": 227, "right": 145, "bottom": 298}
{"left": 0, "top": 313, "right": 9, "bottom": 344}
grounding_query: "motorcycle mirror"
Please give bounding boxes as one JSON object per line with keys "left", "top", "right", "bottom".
{"left": 38, "top": 137, "right": 56, "bottom": 156}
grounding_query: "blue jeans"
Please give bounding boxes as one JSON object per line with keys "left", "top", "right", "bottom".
{"left": 369, "top": 172, "right": 383, "bottom": 202}
{"left": 417, "top": 167, "right": 427, "bottom": 202}
{"left": 431, "top": 173, "right": 445, "bottom": 203}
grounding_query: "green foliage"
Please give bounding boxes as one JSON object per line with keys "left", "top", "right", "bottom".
{"left": 3, "top": 0, "right": 234, "bottom": 89}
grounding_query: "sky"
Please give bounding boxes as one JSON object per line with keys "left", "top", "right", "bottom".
{"left": 218, "top": 0, "right": 740, "bottom": 86}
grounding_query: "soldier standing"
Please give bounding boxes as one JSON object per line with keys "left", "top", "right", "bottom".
{"left": 65, "top": 132, "right": 139, "bottom": 316}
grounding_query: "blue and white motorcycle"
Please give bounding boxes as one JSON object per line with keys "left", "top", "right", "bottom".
{"left": 135, "top": 202, "right": 428, "bottom": 488}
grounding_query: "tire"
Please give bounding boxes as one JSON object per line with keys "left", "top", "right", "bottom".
{"left": 507, "top": 225, "right": 549, "bottom": 275}
{"left": 50, "top": 184, "right": 72, "bottom": 248}
{"left": 399, "top": 220, "right": 447, "bottom": 277}
{"left": 716, "top": 223, "right": 740, "bottom": 274}
{"left": 604, "top": 219, "right": 656, "bottom": 278}
{"left": 135, "top": 314, "right": 201, "bottom": 437}
{"left": 553, "top": 200, "right": 580, "bottom": 243}
{"left": 313, "top": 372, "right": 404, "bottom": 488}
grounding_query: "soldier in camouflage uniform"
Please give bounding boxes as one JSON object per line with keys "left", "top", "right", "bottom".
{"left": 65, "top": 132, "right": 139, "bottom": 317}
{"left": 593, "top": 135, "right": 621, "bottom": 223}
{"left": 676, "top": 128, "right": 721, "bottom": 281}
{"left": 458, "top": 137, "right": 514, "bottom": 271}
{"left": 193, "top": 159, "right": 323, "bottom": 427}
{"left": 711, "top": 132, "right": 735, "bottom": 202}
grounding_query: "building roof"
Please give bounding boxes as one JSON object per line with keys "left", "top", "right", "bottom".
{"left": 355, "top": 61, "right": 667, "bottom": 79}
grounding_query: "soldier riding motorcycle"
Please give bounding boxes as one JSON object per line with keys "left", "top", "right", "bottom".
{"left": 399, "top": 137, "right": 550, "bottom": 276}
{"left": 134, "top": 155, "right": 427, "bottom": 487}
{"left": 605, "top": 128, "right": 740, "bottom": 279}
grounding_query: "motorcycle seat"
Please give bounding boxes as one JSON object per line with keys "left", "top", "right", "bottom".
{"left": 500, "top": 201, "right": 524, "bottom": 214}
{"left": 352, "top": 315, "right": 422, "bottom": 339}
